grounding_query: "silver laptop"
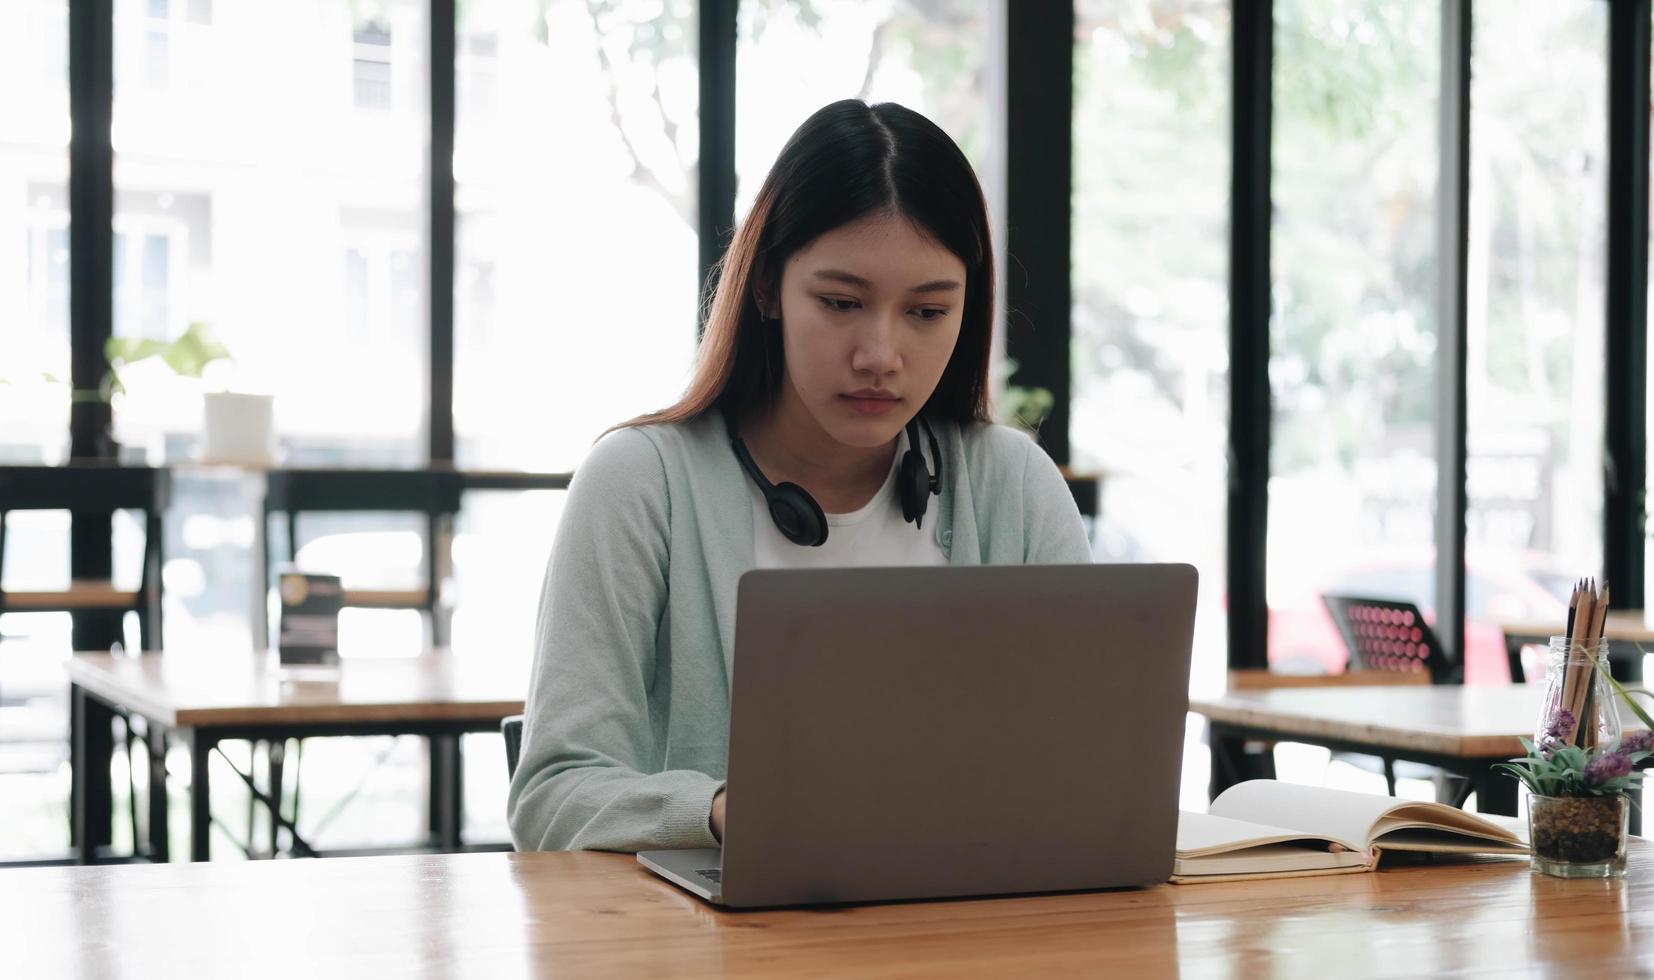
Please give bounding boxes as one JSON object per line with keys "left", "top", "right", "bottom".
{"left": 638, "top": 563, "right": 1197, "bottom": 908}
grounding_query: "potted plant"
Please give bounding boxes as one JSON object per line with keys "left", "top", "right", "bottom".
{"left": 1497, "top": 721, "right": 1651, "bottom": 878}
{"left": 103, "top": 323, "right": 275, "bottom": 464}
{"left": 1499, "top": 646, "right": 1654, "bottom": 879}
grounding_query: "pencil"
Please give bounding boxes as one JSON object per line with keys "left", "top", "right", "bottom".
{"left": 1565, "top": 581, "right": 1598, "bottom": 745}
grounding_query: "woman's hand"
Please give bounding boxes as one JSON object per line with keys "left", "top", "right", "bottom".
{"left": 711, "top": 789, "right": 727, "bottom": 842}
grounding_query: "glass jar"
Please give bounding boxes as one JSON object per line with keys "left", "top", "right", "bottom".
{"left": 1528, "top": 792, "right": 1629, "bottom": 878}
{"left": 1533, "top": 638, "right": 1619, "bottom": 754}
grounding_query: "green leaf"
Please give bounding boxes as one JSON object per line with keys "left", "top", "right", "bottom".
{"left": 1493, "top": 763, "right": 1540, "bottom": 794}
{"left": 1596, "top": 654, "right": 1654, "bottom": 733}
{"left": 161, "top": 322, "right": 231, "bottom": 379}
{"left": 105, "top": 336, "right": 171, "bottom": 367}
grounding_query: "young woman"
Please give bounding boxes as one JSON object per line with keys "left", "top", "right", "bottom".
{"left": 508, "top": 99, "right": 1091, "bottom": 853}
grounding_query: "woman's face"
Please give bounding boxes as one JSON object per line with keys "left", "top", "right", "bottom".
{"left": 767, "top": 212, "right": 967, "bottom": 449}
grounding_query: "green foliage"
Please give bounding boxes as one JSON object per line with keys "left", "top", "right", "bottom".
{"left": 347, "top": 0, "right": 393, "bottom": 31}
{"left": 36, "top": 323, "right": 235, "bottom": 404}
{"left": 1000, "top": 385, "right": 1054, "bottom": 436}
{"left": 1597, "top": 657, "right": 1654, "bottom": 735}
{"left": 1501, "top": 658, "right": 1654, "bottom": 800}
{"left": 102, "top": 322, "right": 231, "bottom": 398}
{"left": 1495, "top": 737, "right": 1649, "bottom": 800}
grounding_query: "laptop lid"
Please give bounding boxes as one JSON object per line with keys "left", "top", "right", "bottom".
{"left": 712, "top": 563, "right": 1197, "bottom": 908}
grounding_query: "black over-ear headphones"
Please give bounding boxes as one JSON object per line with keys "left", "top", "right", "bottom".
{"left": 726, "top": 409, "right": 942, "bottom": 547}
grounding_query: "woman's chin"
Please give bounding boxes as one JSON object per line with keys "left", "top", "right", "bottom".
{"left": 822, "top": 416, "right": 909, "bottom": 449}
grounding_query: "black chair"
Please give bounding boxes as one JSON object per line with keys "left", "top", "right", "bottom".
{"left": 0, "top": 463, "right": 170, "bottom": 859}
{"left": 0, "top": 464, "right": 169, "bottom": 652}
{"left": 1321, "top": 595, "right": 1468, "bottom": 802}
{"left": 502, "top": 714, "right": 523, "bottom": 779}
{"left": 260, "top": 468, "right": 463, "bottom": 646}
{"left": 1322, "top": 595, "right": 1455, "bottom": 684}
{"left": 255, "top": 468, "right": 465, "bottom": 856}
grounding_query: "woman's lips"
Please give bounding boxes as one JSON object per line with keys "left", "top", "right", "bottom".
{"left": 841, "top": 394, "right": 901, "bottom": 415}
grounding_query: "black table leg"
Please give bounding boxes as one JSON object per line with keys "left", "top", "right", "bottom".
{"left": 1472, "top": 765, "right": 1519, "bottom": 817}
{"left": 1207, "top": 724, "right": 1276, "bottom": 803}
{"left": 70, "top": 684, "right": 115, "bottom": 865}
{"left": 1609, "top": 640, "right": 1644, "bottom": 683}
{"left": 147, "top": 727, "right": 169, "bottom": 862}
{"left": 190, "top": 732, "right": 213, "bottom": 861}
{"left": 268, "top": 739, "right": 286, "bottom": 857}
{"left": 429, "top": 734, "right": 463, "bottom": 851}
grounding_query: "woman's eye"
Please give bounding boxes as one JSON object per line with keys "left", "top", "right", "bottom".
{"left": 818, "top": 296, "right": 859, "bottom": 313}
{"left": 912, "top": 307, "right": 949, "bottom": 321}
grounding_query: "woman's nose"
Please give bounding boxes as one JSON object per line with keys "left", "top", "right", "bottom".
{"left": 851, "top": 316, "right": 902, "bottom": 375}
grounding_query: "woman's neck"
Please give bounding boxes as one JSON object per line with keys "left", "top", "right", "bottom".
{"left": 741, "top": 390, "right": 899, "bottom": 515}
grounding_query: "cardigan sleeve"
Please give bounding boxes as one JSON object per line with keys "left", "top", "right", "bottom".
{"left": 506, "top": 427, "right": 724, "bottom": 852}
{"left": 1017, "top": 433, "right": 1095, "bottom": 565}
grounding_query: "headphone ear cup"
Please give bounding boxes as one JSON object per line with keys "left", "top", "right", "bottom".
{"left": 769, "top": 482, "right": 828, "bottom": 546}
{"left": 899, "top": 449, "right": 929, "bottom": 524}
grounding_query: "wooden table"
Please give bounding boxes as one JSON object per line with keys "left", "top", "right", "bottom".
{"left": 4, "top": 847, "right": 1651, "bottom": 977}
{"left": 1501, "top": 609, "right": 1653, "bottom": 682}
{"left": 1192, "top": 684, "right": 1650, "bottom": 826}
{"left": 67, "top": 649, "right": 526, "bottom": 863}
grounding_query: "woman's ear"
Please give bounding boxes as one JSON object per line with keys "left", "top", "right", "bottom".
{"left": 751, "top": 261, "right": 780, "bottom": 321}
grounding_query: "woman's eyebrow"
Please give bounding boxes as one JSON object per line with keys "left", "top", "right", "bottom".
{"left": 809, "top": 268, "right": 962, "bottom": 294}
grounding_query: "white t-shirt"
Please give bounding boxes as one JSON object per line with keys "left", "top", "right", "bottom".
{"left": 749, "top": 430, "right": 949, "bottom": 569}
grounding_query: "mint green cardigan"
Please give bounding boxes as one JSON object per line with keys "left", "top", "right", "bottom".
{"left": 507, "top": 411, "right": 1092, "bottom": 852}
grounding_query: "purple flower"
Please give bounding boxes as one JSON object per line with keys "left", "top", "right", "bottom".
{"left": 1584, "top": 751, "right": 1635, "bottom": 786}
{"left": 1621, "top": 730, "right": 1654, "bottom": 754}
{"left": 1543, "top": 708, "right": 1577, "bottom": 744}
{"left": 1537, "top": 709, "right": 1577, "bottom": 757}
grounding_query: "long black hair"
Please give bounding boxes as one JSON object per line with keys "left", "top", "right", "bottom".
{"left": 616, "top": 99, "right": 995, "bottom": 431}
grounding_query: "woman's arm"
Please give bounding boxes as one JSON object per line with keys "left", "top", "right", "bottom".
{"left": 1018, "top": 435, "right": 1094, "bottom": 565}
{"left": 507, "top": 428, "right": 724, "bottom": 852}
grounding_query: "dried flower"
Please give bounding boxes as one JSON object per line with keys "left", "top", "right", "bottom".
{"left": 1542, "top": 708, "right": 1576, "bottom": 744}
{"left": 1620, "top": 730, "right": 1654, "bottom": 754}
{"left": 1584, "top": 751, "right": 1634, "bottom": 786}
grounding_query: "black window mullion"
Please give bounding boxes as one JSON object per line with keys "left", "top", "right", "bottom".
{"left": 429, "top": 0, "right": 456, "bottom": 464}
{"left": 1434, "top": 0, "right": 1472, "bottom": 677}
{"left": 1004, "top": 1, "right": 1073, "bottom": 465}
{"left": 1227, "top": 0, "right": 1272, "bottom": 672}
{"left": 1605, "top": 0, "right": 1652, "bottom": 604}
{"left": 68, "top": 0, "right": 114, "bottom": 462}
{"left": 698, "top": 0, "right": 737, "bottom": 337}
{"left": 67, "top": 0, "right": 120, "bottom": 652}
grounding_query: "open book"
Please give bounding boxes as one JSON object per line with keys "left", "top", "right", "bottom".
{"left": 1173, "top": 780, "right": 1529, "bottom": 884}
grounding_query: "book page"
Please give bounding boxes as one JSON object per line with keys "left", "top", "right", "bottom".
{"left": 1174, "top": 843, "right": 1368, "bottom": 878}
{"left": 1209, "top": 780, "right": 1523, "bottom": 851}
{"left": 1177, "top": 810, "right": 1362, "bottom": 857}
{"left": 1370, "top": 807, "right": 1526, "bottom": 849}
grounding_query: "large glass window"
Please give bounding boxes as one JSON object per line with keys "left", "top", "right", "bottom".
{"left": 1071, "top": 0, "right": 1230, "bottom": 705}
{"left": 734, "top": 0, "right": 996, "bottom": 217}
{"left": 1465, "top": 0, "right": 1603, "bottom": 671}
{"left": 111, "top": 0, "right": 427, "bottom": 466}
{"left": 454, "top": 0, "right": 699, "bottom": 471}
{"left": 733, "top": 0, "right": 1007, "bottom": 454}
{"left": 1266, "top": 1, "right": 1453, "bottom": 676}
{"left": 1, "top": 0, "right": 72, "bottom": 463}
{"left": 0, "top": 0, "right": 73, "bottom": 863}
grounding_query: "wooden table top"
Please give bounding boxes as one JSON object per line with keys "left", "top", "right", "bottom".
{"left": 65, "top": 649, "right": 527, "bottom": 729}
{"left": 3, "top": 847, "right": 1650, "bottom": 977}
{"left": 1191, "top": 683, "right": 1650, "bottom": 758}
{"left": 1501, "top": 609, "right": 1654, "bottom": 644}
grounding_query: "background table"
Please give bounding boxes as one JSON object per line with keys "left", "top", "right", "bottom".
{"left": 4, "top": 845, "right": 1650, "bottom": 977}
{"left": 1193, "top": 684, "right": 1650, "bottom": 825}
{"left": 1501, "top": 608, "right": 1653, "bottom": 682}
{"left": 67, "top": 649, "right": 526, "bottom": 863}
